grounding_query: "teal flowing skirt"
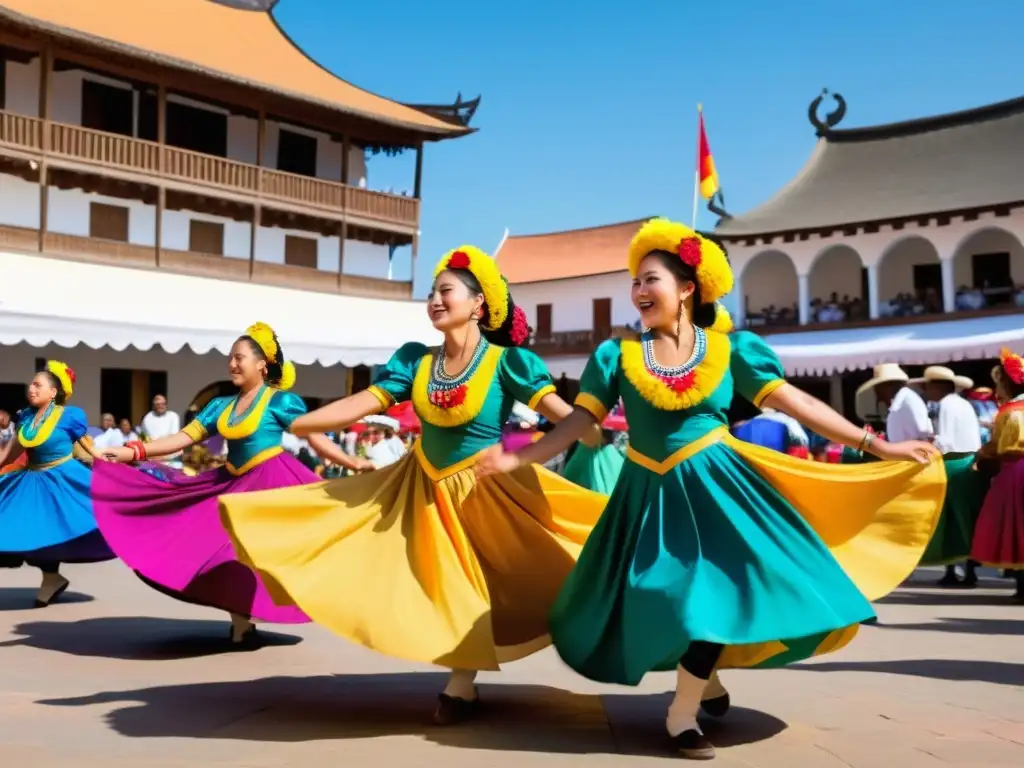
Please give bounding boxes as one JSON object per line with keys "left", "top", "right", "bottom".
{"left": 920, "top": 454, "right": 989, "bottom": 565}
{"left": 562, "top": 444, "right": 625, "bottom": 495}
{"left": 549, "top": 434, "right": 945, "bottom": 686}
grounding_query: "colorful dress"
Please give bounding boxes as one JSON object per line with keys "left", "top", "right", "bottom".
{"left": 219, "top": 341, "right": 607, "bottom": 670}
{"left": 550, "top": 330, "right": 946, "bottom": 685}
{"left": 920, "top": 453, "right": 989, "bottom": 565}
{"left": 562, "top": 443, "right": 625, "bottom": 495}
{"left": 0, "top": 405, "right": 113, "bottom": 564}
{"left": 971, "top": 398, "right": 1024, "bottom": 568}
{"left": 91, "top": 387, "right": 314, "bottom": 622}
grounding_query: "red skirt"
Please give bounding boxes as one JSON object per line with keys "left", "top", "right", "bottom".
{"left": 971, "top": 457, "right": 1024, "bottom": 567}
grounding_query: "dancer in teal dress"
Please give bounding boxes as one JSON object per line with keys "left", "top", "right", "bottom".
{"left": 0, "top": 361, "right": 113, "bottom": 607}
{"left": 478, "top": 219, "right": 945, "bottom": 759}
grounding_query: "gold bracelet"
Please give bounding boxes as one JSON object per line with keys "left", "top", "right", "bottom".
{"left": 863, "top": 433, "right": 875, "bottom": 453}
{"left": 856, "top": 431, "right": 869, "bottom": 453}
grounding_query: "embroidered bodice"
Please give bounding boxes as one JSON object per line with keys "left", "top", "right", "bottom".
{"left": 15, "top": 405, "right": 88, "bottom": 465}
{"left": 575, "top": 330, "right": 786, "bottom": 463}
{"left": 368, "top": 341, "right": 555, "bottom": 470}
{"left": 988, "top": 395, "right": 1024, "bottom": 459}
{"left": 183, "top": 387, "right": 307, "bottom": 474}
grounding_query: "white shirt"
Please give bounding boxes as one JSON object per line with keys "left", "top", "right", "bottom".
{"left": 93, "top": 428, "right": 125, "bottom": 450}
{"left": 934, "top": 393, "right": 982, "bottom": 454}
{"left": 366, "top": 437, "right": 406, "bottom": 468}
{"left": 281, "top": 432, "right": 308, "bottom": 455}
{"left": 886, "top": 387, "right": 934, "bottom": 443}
{"left": 142, "top": 410, "right": 180, "bottom": 440}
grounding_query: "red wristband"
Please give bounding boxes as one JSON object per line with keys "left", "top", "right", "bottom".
{"left": 127, "top": 440, "right": 147, "bottom": 461}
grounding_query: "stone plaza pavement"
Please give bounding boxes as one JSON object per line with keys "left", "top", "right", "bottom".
{"left": 0, "top": 563, "right": 1021, "bottom": 767}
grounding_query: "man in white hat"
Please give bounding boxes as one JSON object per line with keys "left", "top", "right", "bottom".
{"left": 856, "top": 363, "right": 933, "bottom": 444}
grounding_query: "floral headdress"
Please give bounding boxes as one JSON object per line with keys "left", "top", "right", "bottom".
{"left": 627, "top": 218, "right": 734, "bottom": 331}
{"left": 244, "top": 322, "right": 296, "bottom": 390}
{"left": 45, "top": 360, "right": 76, "bottom": 400}
{"left": 434, "top": 245, "right": 530, "bottom": 346}
{"left": 999, "top": 347, "right": 1024, "bottom": 385}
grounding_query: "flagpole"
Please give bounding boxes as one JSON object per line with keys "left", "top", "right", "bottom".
{"left": 691, "top": 103, "right": 702, "bottom": 229}
{"left": 493, "top": 227, "right": 510, "bottom": 260}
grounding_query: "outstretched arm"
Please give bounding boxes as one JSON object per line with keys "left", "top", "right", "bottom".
{"left": 289, "top": 390, "right": 383, "bottom": 437}
{"left": 306, "top": 432, "right": 374, "bottom": 472}
{"left": 534, "top": 393, "right": 603, "bottom": 448}
{"left": 103, "top": 430, "right": 194, "bottom": 462}
{"left": 764, "top": 384, "right": 937, "bottom": 463}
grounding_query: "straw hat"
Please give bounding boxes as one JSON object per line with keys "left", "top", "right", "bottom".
{"left": 855, "top": 363, "right": 910, "bottom": 398}
{"left": 908, "top": 365, "right": 956, "bottom": 387}
{"left": 953, "top": 375, "right": 974, "bottom": 392}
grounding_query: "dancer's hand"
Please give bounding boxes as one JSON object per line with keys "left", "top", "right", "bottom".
{"left": 873, "top": 440, "right": 938, "bottom": 464}
{"left": 475, "top": 445, "right": 521, "bottom": 478}
{"left": 102, "top": 446, "right": 137, "bottom": 463}
{"left": 579, "top": 422, "right": 603, "bottom": 449}
{"left": 351, "top": 458, "right": 376, "bottom": 472}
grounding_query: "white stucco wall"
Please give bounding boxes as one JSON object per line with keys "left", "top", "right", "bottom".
{"left": 512, "top": 272, "right": 639, "bottom": 333}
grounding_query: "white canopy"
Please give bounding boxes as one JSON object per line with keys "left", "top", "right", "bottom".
{"left": 0, "top": 251, "right": 438, "bottom": 367}
{"left": 764, "top": 313, "right": 1024, "bottom": 376}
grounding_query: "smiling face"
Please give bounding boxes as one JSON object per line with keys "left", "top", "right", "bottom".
{"left": 427, "top": 269, "right": 485, "bottom": 332}
{"left": 631, "top": 252, "right": 696, "bottom": 332}
{"left": 228, "top": 338, "right": 266, "bottom": 388}
{"left": 27, "top": 372, "right": 58, "bottom": 408}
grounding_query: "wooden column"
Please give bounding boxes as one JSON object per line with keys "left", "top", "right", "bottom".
{"left": 250, "top": 109, "right": 265, "bottom": 278}
{"left": 155, "top": 84, "right": 166, "bottom": 266}
{"left": 337, "top": 134, "right": 350, "bottom": 290}
{"left": 37, "top": 43, "right": 53, "bottom": 252}
{"left": 413, "top": 141, "right": 424, "bottom": 199}
{"left": 340, "top": 134, "right": 350, "bottom": 184}
{"left": 336, "top": 220, "right": 347, "bottom": 290}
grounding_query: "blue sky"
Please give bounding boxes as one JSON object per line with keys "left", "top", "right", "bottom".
{"left": 276, "top": 0, "right": 1024, "bottom": 298}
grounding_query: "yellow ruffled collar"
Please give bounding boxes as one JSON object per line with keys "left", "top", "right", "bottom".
{"left": 18, "top": 405, "right": 63, "bottom": 449}
{"left": 621, "top": 329, "right": 730, "bottom": 411}
{"left": 412, "top": 344, "right": 504, "bottom": 428}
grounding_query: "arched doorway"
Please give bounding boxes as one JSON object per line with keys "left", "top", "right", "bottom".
{"left": 739, "top": 250, "right": 799, "bottom": 327}
{"left": 808, "top": 244, "right": 866, "bottom": 321}
{"left": 877, "top": 236, "right": 942, "bottom": 315}
{"left": 952, "top": 226, "right": 1024, "bottom": 308}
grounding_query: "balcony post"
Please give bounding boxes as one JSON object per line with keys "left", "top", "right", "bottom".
{"left": 341, "top": 134, "right": 350, "bottom": 185}
{"left": 941, "top": 255, "right": 955, "bottom": 313}
{"left": 733, "top": 272, "right": 746, "bottom": 329}
{"left": 866, "top": 262, "right": 880, "bottom": 319}
{"left": 251, "top": 108, "right": 265, "bottom": 279}
{"left": 413, "top": 141, "right": 423, "bottom": 199}
{"left": 336, "top": 219, "right": 347, "bottom": 290}
{"left": 797, "top": 272, "right": 810, "bottom": 325}
{"left": 37, "top": 42, "right": 53, "bottom": 252}
{"left": 155, "top": 83, "right": 166, "bottom": 266}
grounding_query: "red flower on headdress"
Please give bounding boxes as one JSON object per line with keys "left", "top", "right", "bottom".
{"left": 509, "top": 305, "right": 530, "bottom": 347}
{"left": 1003, "top": 351, "right": 1024, "bottom": 385}
{"left": 447, "top": 251, "right": 471, "bottom": 270}
{"left": 678, "top": 237, "right": 702, "bottom": 269}
{"left": 66, "top": 367, "right": 77, "bottom": 384}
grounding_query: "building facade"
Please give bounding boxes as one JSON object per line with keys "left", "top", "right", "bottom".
{"left": 0, "top": 0, "right": 478, "bottom": 423}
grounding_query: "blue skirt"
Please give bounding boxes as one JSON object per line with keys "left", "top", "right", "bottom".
{"left": 0, "top": 459, "right": 113, "bottom": 563}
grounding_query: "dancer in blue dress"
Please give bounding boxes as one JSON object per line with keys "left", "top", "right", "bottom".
{"left": 0, "top": 362, "right": 114, "bottom": 606}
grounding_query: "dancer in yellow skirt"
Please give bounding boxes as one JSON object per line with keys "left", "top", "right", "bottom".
{"left": 219, "top": 245, "right": 607, "bottom": 724}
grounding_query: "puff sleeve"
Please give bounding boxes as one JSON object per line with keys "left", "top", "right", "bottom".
{"left": 182, "top": 397, "right": 225, "bottom": 442}
{"left": 730, "top": 331, "right": 786, "bottom": 407}
{"left": 574, "top": 339, "right": 621, "bottom": 422}
{"left": 367, "top": 342, "right": 429, "bottom": 410}
{"left": 61, "top": 405, "right": 88, "bottom": 442}
{"left": 498, "top": 347, "right": 556, "bottom": 410}
{"left": 270, "top": 391, "right": 308, "bottom": 430}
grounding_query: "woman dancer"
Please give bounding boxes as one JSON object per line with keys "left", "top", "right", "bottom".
{"left": 94, "top": 322, "right": 372, "bottom": 647}
{"left": 0, "top": 362, "right": 114, "bottom": 606}
{"left": 970, "top": 348, "right": 1024, "bottom": 601}
{"left": 477, "top": 218, "right": 945, "bottom": 759}
{"left": 219, "top": 246, "right": 608, "bottom": 723}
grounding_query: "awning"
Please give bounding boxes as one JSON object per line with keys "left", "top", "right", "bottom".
{"left": 0, "top": 251, "right": 438, "bottom": 366}
{"left": 764, "top": 313, "right": 1024, "bottom": 376}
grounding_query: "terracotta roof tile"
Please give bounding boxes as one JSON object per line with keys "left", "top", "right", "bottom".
{"left": 0, "top": 0, "right": 468, "bottom": 137}
{"left": 499, "top": 219, "right": 646, "bottom": 284}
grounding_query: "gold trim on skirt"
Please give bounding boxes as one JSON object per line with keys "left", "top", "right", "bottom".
{"left": 219, "top": 445, "right": 607, "bottom": 670}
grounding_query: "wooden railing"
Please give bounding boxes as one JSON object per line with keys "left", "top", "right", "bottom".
{"left": 0, "top": 111, "right": 418, "bottom": 230}
{"left": 0, "top": 224, "right": 413, "bottom": 301}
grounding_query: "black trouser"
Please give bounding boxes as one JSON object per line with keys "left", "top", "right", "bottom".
{"left": 680, "top": 641, "right": 725, "bottom": 681}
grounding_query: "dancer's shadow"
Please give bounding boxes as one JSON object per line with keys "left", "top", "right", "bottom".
{"left": 879, "top": 590, "right": 1015, "bottom": 607}
{"left": 874, "top": 616, "right": 1024, "bottom": 636}
{"left": 37, "top": 672, "right": 786, "bottom": 756}
{"left": 792, "top": 658, "right": 1024, "bottom": 687}
{"left": 0, "top": 616, "right": 302, "bottom": 660}
{"left": 0, "top": 588, "right": 94, "bottom": 611}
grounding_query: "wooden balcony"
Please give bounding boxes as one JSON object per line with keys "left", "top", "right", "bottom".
{"left": 0, "top": 224, "right": 413, "bottom": 301}
{"left": 0, "top": 110, "right": 419, "bottom": 233}
{"left": 530, "top": 329, "right": 614, "bottom": 356}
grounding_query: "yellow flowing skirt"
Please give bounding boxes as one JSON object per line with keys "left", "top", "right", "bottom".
{"left": 218, "top": 442, "right": 607, "bottom": 670}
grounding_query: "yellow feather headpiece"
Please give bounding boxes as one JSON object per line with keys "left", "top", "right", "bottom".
{"left": 45, "top": 360, "right": 75, "bottom": 400}
{"left": 433, "top": 245, "right": 509, "bottom": 331}
{"left": 627, "top": 218, "right": 734, "bottom": 304}
{"left": 243, "top": 322, "right": 296, "bottom": 391}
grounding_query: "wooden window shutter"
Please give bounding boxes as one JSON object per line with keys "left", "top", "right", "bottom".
{"left": 189, "top": 220, "right": 225, "bottom": 255}
{"left": 284, "top": 235, "right": 318, "bottom": 269}
{"left": 89, "top": 202, "right": 129, "bottom": 242}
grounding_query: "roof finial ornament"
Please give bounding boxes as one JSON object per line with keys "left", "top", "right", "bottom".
{"left": 808, "top": 88, "right": 847, "bottom": 136}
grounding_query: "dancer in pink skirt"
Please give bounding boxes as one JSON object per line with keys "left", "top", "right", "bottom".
{"left": 93, "top": 322, "right": 373, "bottom": 647}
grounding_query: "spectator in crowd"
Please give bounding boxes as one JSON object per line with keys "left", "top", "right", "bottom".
{"left": 119, "top": 417, "right": 139, "bottom": 443}
{"left": 141, "top": 394, "right": 181, "bottom": 464}
{"left": 0, "top": 410, "right": 13, "bottom": 448}
{"left": 93, "top": 413, "right": 125, "bottom": 450}
{"left": 857, "top": 363, "right": 933, "bottom": 443}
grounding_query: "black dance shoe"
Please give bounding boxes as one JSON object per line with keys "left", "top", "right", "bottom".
{"left": 673, "top": 728, "right": 716, "bottom": 760}
{"left": 433, "top": 693, "right": 481, "bottom": 726}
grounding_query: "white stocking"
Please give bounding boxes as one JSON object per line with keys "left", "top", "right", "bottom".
{"left": 442, "top": 668, "right": 478, "bottom": 701}
{"left": 666, "top": 665, "right": 705, "bottom": 737}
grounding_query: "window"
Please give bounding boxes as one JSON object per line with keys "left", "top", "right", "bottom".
{"left": 592, "top": 297, "right": 612, "bottom": 336}
{"left": 165, "top": 100, "right": 227, "bottom": 157}
{"left": 101, "top": 369, "right": 168, "bottom": 425}
{"left": 284, "top": 235, "right": 318, "bottom": 269}
{"left": 912, "top": 263, "right": 942, "bottom": 295}
{"left": 350, "top": 365, "right": 372, "bottom": 394}
{"left": 972, "top": 252, "right": 1012, "bottom": 289}
{"left": 89, "top": 202, "right": 129, "bottom": 242}
{"left": 277, "top": 128, "right": 318, "bottom": 177}
{"left": 81, "top": 80, "right": 134, "bottom": 137}
{"left": 535, "top": 303, "right": 552, "bottom": 339}
{"left": 189, "top": 220, "right": 224, "bottom": 255}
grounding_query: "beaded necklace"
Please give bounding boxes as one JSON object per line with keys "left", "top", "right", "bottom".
{"left": 427, "top": 338, "right": 489, "bottom": 409}
{"left": 642, "top": 327, "right": 707, "bottom": 393}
